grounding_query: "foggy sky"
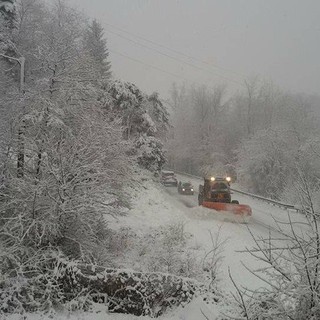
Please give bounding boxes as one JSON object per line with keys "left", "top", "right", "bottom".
{"left": 70, "top": 0, "right": 320, "bottom": 97}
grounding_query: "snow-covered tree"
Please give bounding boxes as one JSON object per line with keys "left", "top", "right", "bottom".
{"left": 167, "top": 83, "right": 230, "bottom": 175}
{"left": 106, "top": 80, "right": 168, "bottom": 172}
{"left": 83, "top": 19, "right": 111, "bottom": 79}
{"left": 168, "top": 78, "right": 320, "bottom": 199}
{"left": 0, "top": 0, "right": 16, "bottom": 42}
{"left": 235, "top": 85, "right": 319, "bottom": 197}
{"left": 107, "top": 80, "right": 152, "bottom": 138}
{"left": 0, "top": 0, "right": 17, "bottom": 87}
{"left": 135, "top": 134, "right": 166, "bottom": 172}
{"left": 236, "top": 127, "right": 297, "bottom": 198}
{"left": 147, "top": 92, "right": 170, "bottom": 138}
{"left": 0, "top": 0, "right": 15, "bottom": 22}
{"left": 0, "top": 0, "right": 131, "bottom": 292}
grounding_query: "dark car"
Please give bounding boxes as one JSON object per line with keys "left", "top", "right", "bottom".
{"left": 178, "top": 182, "right": 194, "bottom": 195}
{"left": 161, "top": 170, "right": 178, "bottom": 186}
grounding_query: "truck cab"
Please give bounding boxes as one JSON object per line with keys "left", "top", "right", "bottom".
{"left": 198, "top": 176, "right": 232, "bottom": 205}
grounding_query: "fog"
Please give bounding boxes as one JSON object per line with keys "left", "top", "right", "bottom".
{"left": 70, "top": 0, "right": 320, "bottom": 97}
{"left": 2, "top": 1, "right": 320, "bottom": 318}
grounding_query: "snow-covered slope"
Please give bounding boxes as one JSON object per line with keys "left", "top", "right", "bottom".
{"left": 106, "top": 174, "right": 307, "bottom": 318}
{"left": 9, "top": 174, "right": 307, "bottom": 320}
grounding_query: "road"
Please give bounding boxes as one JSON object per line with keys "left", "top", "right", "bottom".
{"left": 163, "top": 174, "right": 308, "bottom": 292}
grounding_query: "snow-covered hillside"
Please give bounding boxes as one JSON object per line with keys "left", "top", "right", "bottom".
{"left": 3, "top": 172, "right": 311, "bottom": 320}
{"left": 104, "top": 173, "right": 307, "bottom": 318}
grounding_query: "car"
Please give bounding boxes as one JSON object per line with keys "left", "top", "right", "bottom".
{"left": 161, "top": 170, "right": 178, "bottom": 186}
{"left": 178, "top": 181, "right": 194, "bottom": 195}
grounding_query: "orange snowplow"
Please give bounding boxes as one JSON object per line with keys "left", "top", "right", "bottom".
{"left": 202, "top": 201, "right": 252, "bottom": 216}
{"left": 198, "top": 177, "right": 252, "bottom": 217}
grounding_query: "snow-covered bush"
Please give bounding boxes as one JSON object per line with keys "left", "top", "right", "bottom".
{"left": 108, "top": 222, "right": 203, "bottom": 280}
{"left": 137, "top": 222, "right": 198, "bottom": 277}
{"left": 57, "top": 262, "right": 213, "bottom": 317}
{"left": 0, "top": 254, "right": 218, "bottom": 317}
{"left": 0, "top": 250, "right": 67, "bottom": 314}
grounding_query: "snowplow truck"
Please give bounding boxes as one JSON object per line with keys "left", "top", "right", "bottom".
{"left": 198, "top": 177, "right": 252, "bottom": 216}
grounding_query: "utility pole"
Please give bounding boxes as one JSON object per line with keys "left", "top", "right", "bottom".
{"left": 0, "top": 53, "right": 26, "bottom": 177}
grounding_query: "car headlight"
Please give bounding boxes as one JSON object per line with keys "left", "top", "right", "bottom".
{"left": 210, "top": 177, "right": 215, "bottom": 181}
{"left": 182, "top": 189, "right": 185, "bottom": 191}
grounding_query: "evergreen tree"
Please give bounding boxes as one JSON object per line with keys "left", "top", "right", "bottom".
{"left": 108, "top": 80, "right": 154, "bottom": 139}
{"left": 106, "top": 80, "right": 168, "bottom": 172}
{"left": 147, "top": 92, "right": 170, "bottom": 138}
{"left": 83, "top": 19, "right": 111, "bottom": 79}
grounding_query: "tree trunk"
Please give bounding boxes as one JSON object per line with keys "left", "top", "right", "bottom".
{"left": 17, "top": 120, "right": 25, "bottom": 178}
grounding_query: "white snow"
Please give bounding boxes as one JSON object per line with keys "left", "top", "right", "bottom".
{"left": 0, "top": 2, "right": 14, "bottom": 13}
{"left": 6, "top": 173, "right": 308, "bottom": 320}
{"left": 105, "top": 173, "right": 307, "bottom": 318}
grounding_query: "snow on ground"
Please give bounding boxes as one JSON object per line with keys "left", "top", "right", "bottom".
{"left": 174, "top": 173, "right": 308, "bottom": 289}
{"left": 5, "top": 308, "right": 138, "bottom": 320}
{"left": 7, "top": 173, "right": 308, "bottom": 320}
{"left": 5, "top": 299, "right": 219, "bottom": 320}
{"left": 107, "top": 177, "right": 185, "bottom": 231}
{"left": 106, "top": 172, "right": 308, "bottom": 318}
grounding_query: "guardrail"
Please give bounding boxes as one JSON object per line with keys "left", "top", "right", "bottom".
{"left": 173, "top": 170, "right": 298, "bottom": 211}
{"left": 230, "top": 188, "right": 296, "bottom": 210}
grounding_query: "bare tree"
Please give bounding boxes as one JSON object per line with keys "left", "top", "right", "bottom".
{"left": 227, "top": 167, "right": 320, "bottom": 319}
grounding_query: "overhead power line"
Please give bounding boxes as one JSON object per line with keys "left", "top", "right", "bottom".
{"left": 106, "top": 28, "right": 244, "bottom": 87}
{"left": 109, "top": 49, "right": 190, "bottom": 82}
{"left": 104, "top": 22, "right": 246, "bottom": 80}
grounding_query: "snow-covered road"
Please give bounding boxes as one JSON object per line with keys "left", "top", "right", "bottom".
{"left": 163, "top": 174, "right": 308, "bottom": 292}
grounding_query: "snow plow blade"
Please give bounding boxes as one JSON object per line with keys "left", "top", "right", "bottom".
{"left": 202, "top": 201, "right": 252, "bottom": 216}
